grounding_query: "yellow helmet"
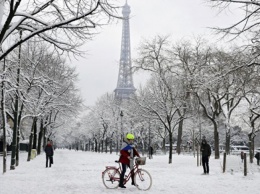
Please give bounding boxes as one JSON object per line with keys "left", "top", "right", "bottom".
{"left": 126, "top": 133, "right": 134, "bottom": 140}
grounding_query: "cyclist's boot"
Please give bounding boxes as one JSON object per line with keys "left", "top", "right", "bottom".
{"left": 119, "top": 184, "right": 126, "bottom": 188}
{"left": 119, "top": 176, "right": 126, "bottom": 188}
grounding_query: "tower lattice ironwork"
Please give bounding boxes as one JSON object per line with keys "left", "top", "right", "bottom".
{"left": 114, "top": 1, "right": 136, "bottom": 100}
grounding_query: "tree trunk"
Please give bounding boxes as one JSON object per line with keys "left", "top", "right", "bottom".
{"left": 248, "top": 133, "right": 254, "bottom": 163}
{"left": 94, "top": 139, "right": 97, "bottom": 152}
{"left": 88, "top": 140, "right": 90, "bottom": 151}
{"left": 110, "top": 137, "right": 113, "bottom": 154}
{"left": 252, "top": 136, "right": 255, "bottom": 163}
{"left": 37, "top": 119, "right": 44, "bottom": 155}
{"left": 43, "top": 115, "right": 49, "bottom": 149}
{"left": 32, "top": 118, "right": 37, "bottom": 149}
{"left": 213, "top": 121, "right": 220, "bottom": 159}
{"left": 15, "top": 131, "right": 20, "bottom": 167}
{"left": 223, "top": 152, "right": 226, "bottom": 173}
{"left": 43, "top": 126, "right": 47, "bottom": 149}
{"left": 10, "top": 91, "right": 19, "bottom": 170}
{"left": 244, "top": 153, "right": 247, "bottom": 176}
{"left": 15, "top": 108, "right": 23, "bottom": 167}
{"left": 27, "top": 117, "right": 37, "bottom": 161}
{"left": 14, "top": 30, "right": 22, "bottom": 168}
{"left": 168, "top": 131, "right": 173, "bottom": 164}
{"left": 1, "top": 58, "right": 7, "bottom": 173}
{"left": 197, "top": 143, "right": 200, "bottom": 166}
{"left": 162, "top": 138, "right": 166, "bottom": 154}
{"left": 105, "top": 138, "right": 108, "bottom": 153}
{"left": 225, "top": 131, "right": 231, "bottom": 155}
{"left": 177, "top": 119, "right": 183, "bottom": 155}
{"left": 193, "top": 130, "right": 195, "bottom": 158}
{"left": 16, "top": 102, "right": 23, "bottom": 167}
{"left": 101, "top": 139, "right": 103, "bottom": 153}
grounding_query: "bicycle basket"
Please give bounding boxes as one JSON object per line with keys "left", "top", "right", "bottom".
{"left": 136, "top": 157, "right": 146, "bottom": 165}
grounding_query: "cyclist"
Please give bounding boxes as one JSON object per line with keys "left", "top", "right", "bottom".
{"left": 119, "top": 133, "right": 140, "bottom": 188}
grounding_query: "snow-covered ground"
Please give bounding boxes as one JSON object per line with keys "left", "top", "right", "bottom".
{"left": 1, "top": 149, "right": 259, "bottom": 194}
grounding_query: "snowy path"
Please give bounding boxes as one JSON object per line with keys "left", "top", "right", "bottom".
{"left": 1, "top": 149, "right": 260, "bottom": 194}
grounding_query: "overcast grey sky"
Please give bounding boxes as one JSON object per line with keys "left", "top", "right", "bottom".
{"left": 72, "top": 0, "right": 242, "bottom": 106}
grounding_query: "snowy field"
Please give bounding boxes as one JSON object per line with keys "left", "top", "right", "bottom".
{"left": 1, "top": 149, "right": 260, "bottom": 194}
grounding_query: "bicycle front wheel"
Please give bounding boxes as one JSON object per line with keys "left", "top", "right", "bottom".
{"left": 134, "top": 169, "right": 152, "bottom": 191}
{"left": 102, "top": 168, "right": 120, "bottom": 189}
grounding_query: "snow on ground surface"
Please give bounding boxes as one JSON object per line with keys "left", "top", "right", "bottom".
{"left": 1, "top": 149, "right": 260, "bottom": 194}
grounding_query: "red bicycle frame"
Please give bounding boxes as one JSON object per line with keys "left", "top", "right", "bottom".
{"left": 103, "top": 160, "right": 140, "bottom": 185}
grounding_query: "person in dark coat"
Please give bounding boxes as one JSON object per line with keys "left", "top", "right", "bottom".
{"left": 45, "top": 140, "right": 54, "bottom": 168}
{"left": 118, "top": 133, "right": 140, "bottom": 189}
{"left": 200, "top": 139, "right": 211, "bottom": 174}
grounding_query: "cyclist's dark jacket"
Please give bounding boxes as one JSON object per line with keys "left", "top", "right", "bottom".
{"left": 119, "top": 141, "right": 140, "bottom": 164}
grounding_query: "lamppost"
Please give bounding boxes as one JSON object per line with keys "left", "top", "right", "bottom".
{"left": 120, "top": 110, "right": 124, "bottom": 147}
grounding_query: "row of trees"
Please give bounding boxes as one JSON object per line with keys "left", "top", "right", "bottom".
{"left": 1, "top": 41, "right": 82, "bottom": 172}
{"left": 71, "top": 36, "right": 260, "bottom": 164}
{"left": 2, "top": 0, "right": 260, "bottom": 174}
{"left": 64, "top": 0, "right": 260, "bottom": 164}
{"left": 0, "top": 0, "right": 122, "bottom": 174}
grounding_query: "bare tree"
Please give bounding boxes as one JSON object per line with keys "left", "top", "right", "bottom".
{"left": 0, "top": 0, "right": 120, "bottom": 60}
{"left": 133, "top": 36, "right": 197, "bottom": 162}
{"left": 209, "top": 0, "right": 260, "bottom": 65}
{"left": 2, "top": 40, "right": 82, "bottom": 168}
{"left": 243, "top": 90, "right": 260, "bottom": 163}
{"left": 210, "top": 0, "right": 260, "bottom": 39}
{"left": 133, "top": 75, "right": 186, "bottom": 164}
{"left": 0, "top": 0, "right": 120, "bottom": 173}
{"left": 1, "top": 58, "right": 8, "bottom": 173}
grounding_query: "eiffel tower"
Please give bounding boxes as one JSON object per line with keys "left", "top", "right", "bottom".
{"left": 114, "top": 1, "right": 136, "bottom": 100}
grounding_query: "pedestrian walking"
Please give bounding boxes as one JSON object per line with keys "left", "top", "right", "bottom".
{"left": 45, "top": 140, "right": 54, "bottom": 168}
{"left": 118, "top": 133, "right": 140, "bottom": 189}
{"left": 200, "top": 139, "right": 211, "bottom": 174}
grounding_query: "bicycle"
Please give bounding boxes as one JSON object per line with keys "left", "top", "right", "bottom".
{"left": 102, "top": 157, "right": 152, "bottom": 191}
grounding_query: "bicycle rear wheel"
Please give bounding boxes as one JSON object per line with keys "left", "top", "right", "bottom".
{"left": 102, "top": 168, "right": 120, "bottom": 189}
{"left": 134, "top": 169, "right": 152, "bottom": 191}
